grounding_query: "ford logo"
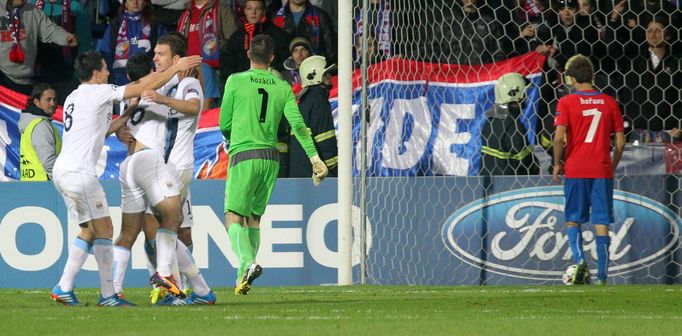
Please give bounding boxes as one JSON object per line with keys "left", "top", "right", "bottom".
{"left": 441, "top": 186, "right": 682, "bottom": 281}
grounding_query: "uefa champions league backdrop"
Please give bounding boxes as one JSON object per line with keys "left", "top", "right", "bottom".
{"left": 1, "top": 176, "right": 682, "bottom": 288}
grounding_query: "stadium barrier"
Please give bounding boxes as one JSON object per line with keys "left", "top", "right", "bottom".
{"left": 1, "top": 176, "right": 680, "bottom": 288}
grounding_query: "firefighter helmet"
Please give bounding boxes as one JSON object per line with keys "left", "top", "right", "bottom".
{"left": 300, "top": 56, "right": 335, "bottom": 88}
{"left": 494, "top": 72, "right": 529, "bottom": 104}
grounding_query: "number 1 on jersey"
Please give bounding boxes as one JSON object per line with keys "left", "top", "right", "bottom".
{"left": 258, "top": 88, "right": 269, "bottom": 123}
{"left": 582, "top": 108, "right": 602, "bottom": 143}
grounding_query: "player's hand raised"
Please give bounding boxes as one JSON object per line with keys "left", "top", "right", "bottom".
{"left": 176, "top": 56, "right": 202, "bottom": 72}
{"left": 310, "top": 155, "right": 328, "bottom": 187}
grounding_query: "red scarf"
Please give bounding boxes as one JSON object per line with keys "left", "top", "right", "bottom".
{"left": 114, "top": 13, "right": 151, "bottom": 63}
{"left": 7, "top": 7, "right": 23, "bottom": 63}
{"left": 177, "top": 0, "right": 220, "bottom": 68}
{"left": 35, "top": 0, "right": 73, "bottom": 60}
{"left": 242, "top": 16, "right": 266, "bottom": 50}
{"left": 35, "top": 0, "right": 72, "bottom": 33}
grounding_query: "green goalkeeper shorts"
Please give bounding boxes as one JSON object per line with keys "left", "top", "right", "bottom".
{"left": 224, "top": 157, "right": 279, "bottom": 217}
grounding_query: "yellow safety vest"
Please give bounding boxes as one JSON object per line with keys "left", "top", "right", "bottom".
{"left": 20, "top": 117, "right": 61, "bottom": 181}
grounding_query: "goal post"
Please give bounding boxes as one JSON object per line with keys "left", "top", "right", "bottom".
{"left": 337, "top": 0, "right": 354, "bottom": 286}
{"left": 339, "top": 0, "right": 682, "bottom": 286}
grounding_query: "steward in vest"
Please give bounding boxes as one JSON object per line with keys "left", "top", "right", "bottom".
{"left": 480, "top": 72, "right": 539, "bottom": 175}
{"left": 19, "top": 83, "right": 61, "bottom": 181}
{"left": 287, "top": 55, "right": 338, "bottom": 177}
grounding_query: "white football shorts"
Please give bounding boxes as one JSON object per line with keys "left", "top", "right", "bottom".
{"left": 53, "top": 169, "right": 110, "bottom": 225}
{"left": 119, "top": 149, "right": 180, "bottom": 214}
{"left": 176, "top": 168, "right": 194, "bottom": 229}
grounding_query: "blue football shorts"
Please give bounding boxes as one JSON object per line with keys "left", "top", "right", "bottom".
{"left": 563, "top": 178, "right": 614, "bottom": 225}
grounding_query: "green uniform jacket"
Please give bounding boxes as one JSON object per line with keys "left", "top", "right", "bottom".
{"left": 220, "top": 68, "right": 317, "bottom": 159}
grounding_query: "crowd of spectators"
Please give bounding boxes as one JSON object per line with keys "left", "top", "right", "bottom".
{"left": 2, "top": 0, "right": 681, "bottom": 163}
{"left": 396, "top": 0, "right": 681, "bottom": 144}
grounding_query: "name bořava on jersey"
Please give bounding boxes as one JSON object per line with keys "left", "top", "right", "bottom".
{"left": 554, "top": 91, "right": 624, "bottom": 179}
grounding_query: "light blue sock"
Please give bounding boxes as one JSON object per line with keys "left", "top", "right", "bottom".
{"left": 596, "top": 235, "right": 610, "bottom": 281}
{"left": 566, "top": 226, "right": 584, "bottom": 264}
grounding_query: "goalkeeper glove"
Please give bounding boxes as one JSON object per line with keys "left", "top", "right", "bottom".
{"left": 310, "top": 155, "right": 328, "bottom": 186}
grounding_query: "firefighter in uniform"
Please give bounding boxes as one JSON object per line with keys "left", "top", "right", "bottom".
{"left": 287, "top": 55, "right": 338, "bottom": 177}
{"left": 480, "top": 72, "right": 540, "bottom": 175}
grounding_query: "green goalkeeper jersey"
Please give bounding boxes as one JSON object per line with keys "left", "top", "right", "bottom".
{"left": 220, "top": 68, "right": 317, "bottom": 158}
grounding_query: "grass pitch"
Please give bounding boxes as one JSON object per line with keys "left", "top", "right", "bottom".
{"left": 2, "top": 285, "right": 682, "bottom": 335}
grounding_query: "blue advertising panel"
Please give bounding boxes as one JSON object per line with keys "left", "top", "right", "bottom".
{"left": 1, "top": 176, "right": 681, "bottom": 288}
{"left": 0, "top": 179, "right": 340, "bottom": 288}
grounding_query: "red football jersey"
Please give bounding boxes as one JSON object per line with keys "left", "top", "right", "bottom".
{"left": 554, "top": 91, "right": 624, "bottom": 178}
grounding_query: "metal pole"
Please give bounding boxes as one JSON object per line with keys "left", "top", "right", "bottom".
{"left": 337, "top": 0, "right": 353, "bottom": 286}
{"left": 359, "top": 0, "right": 370, "bottom": 285}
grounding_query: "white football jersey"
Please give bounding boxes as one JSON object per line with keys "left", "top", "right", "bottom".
{"left": 166, "top": 77, "right": 204, "bottom": 171}
{"left": 127, "top": 100, "right": 171, "bottom": 154}
{"left": 54, "top": 84, "right": 126, "bottom": 175}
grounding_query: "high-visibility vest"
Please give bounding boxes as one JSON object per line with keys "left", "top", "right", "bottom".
{"left": 19, "top": 117, "right": 61, "bottom": 181}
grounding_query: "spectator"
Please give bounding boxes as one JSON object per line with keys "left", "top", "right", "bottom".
{"left": 0, "top": 0, "right": 77, "bottom": 95}
{"left": 151, "top": 0, "right": 190, "bottom": 32}
{"left": 311, "top": 0, "right": 336, "bottom": 34}
{"left": 353, "top": 0, "right": 391, "bottom": 63}
{"left": 429, "top": 0, "right": 508, "bottom": 64}
{"left": 569, "top": 0, "right": 615, "bottom": 94}
{"left": 272, "top": 0, "right": 336, "bottom": 63}
{"left": 454, "top": 0, "right": 510, "bottom": 64}
{"left": 551, "top": 0, "right": 608, "bottom": 74}
{"left": 97, "top": 0, "right": 167, "bottom": 86}
{"left": 354, "top": 33, "right": 386, "bottom": 69}
{"left": 30, "top": 0, "right": 93, "bottom": 104}
{"left": 220, "top": 0, "right": 290, "bottom": 82}
{"left": 623, "top": 0, "right": 681, "bottom": 53}
{"left": 177, "top": 0, "right": 240, "bottom": 110}
{"left": 497, "top": 0, "right": 556, "bottom": 58}
{"left": 19, "top": 83, "right": 60, "bottom": 181}
{"left": 281, "top": 36, "right": 311, "bottom": 85}
{"left": 620, "top": 17, "right": 682, "bottom": 142}
{"left": 288, "top": 55, "right": 337, "bottom": 177}
{"left": 76, "top": 0, "right": 118, "bottom": 42}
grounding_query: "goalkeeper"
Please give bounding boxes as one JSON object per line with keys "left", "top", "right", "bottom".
{"left": 219, "top": 34, "right": 328, "bottom": 295}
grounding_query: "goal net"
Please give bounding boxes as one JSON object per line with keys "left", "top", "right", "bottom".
{"left": 347, "top": 0, "right": 682, "bottom": 285}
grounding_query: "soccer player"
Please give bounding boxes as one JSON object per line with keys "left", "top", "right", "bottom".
{"left": 220, "top": 35, "right": 329, "bottom": 295}
{"left": 49, "top": 50, "right": 201, "bottom": 306}
{"left": 552, "top": 54, "right": 626, "bottom": 285}
{"left": 111, "top": 48, "right": 215, "bottom": 305}
{"left": 141, "top": 33, "right": 204, "bottom": 300}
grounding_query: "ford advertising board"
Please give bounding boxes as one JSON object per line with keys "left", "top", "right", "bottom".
{"left": 441, "top": 186, "right": 682, "bottom": 281}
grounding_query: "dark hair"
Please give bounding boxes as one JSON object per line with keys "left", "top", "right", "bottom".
{"left": 648, "top": 16, "right": 671, "bottom": 40}
{"left": 565, "top": 54, "right": 593, "bottom": 84}
{"left": 245, "top": 0, "right": 266, "bottom": 6}
{"left": 119, "top": 0, "right": 154, "bottom": 22}
{"left": 75, "top": 51, "right": 105, "bottom": 82}
{"left": 157, "top": 34, "right": 187, "bottom": 58}
{"left": 249, "top": 35, "right": 275, "bottom": 65}
{"left": 126, "top": 52, "right": 153, "bottom": 82}
{"left": 27, "top": 83, "right": 54, "bottom": 107}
